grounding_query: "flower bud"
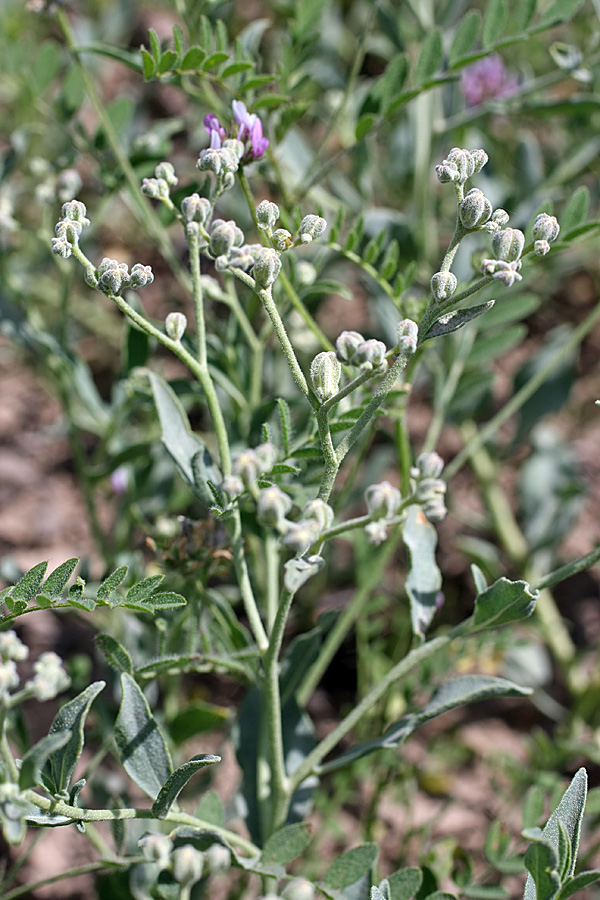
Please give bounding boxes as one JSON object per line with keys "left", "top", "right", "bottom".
{"left": 256, "top": 199, "right": 280, "bottom": 232}
{"left": 491, "top": 208, "right": 510, "bottom": 228}
{"left": 0, "top": 660, "right": 19, "bottom": 697}
{"left": 205, "top": 843, "right": 232, "bottom": 874}
{"left": 141, "top": 177, "right": 168, "bottom": 199}
{"left": 197, "top": 148, "right": 223, "bottom": 176}
{"left": 303, "top": 499, "right": 334, "bottom": 531}
{"left": 222, "top": 138, "right": 244, "bottom": 164}
{"left": 310, "top": 351, "right": 341, "bottom": 402}
{"left": 492, "top": 227, "right": 525, "bottom": 262}
{"left": 154, "top": 161, "right": 178, "bottom": 186}
{"left": 298, "top": 214, "right": 327, "bottom": 243}
{"left": 531, "top": 213, "right": 560, "bottom": 243}
{"left": 25, "top": 651, "right": 70, "bottom": 701}
{"left": 396, "top": 319, "right": 419, "bottom": 355}
{"left": 171, "top": 844, "right": 204, "bottom": 886}
{"left": 232, "top": 449, "right": 260, "bottom": 487}
{"left": 181, "top": 193, "right": 211, "bottom": 225}
{"left": 129, "top": 263, "right": 154, "bottom": 289}
{"left": 282, "top": 878, "right": 316, "bottom": 900}
{"left": 252, "top": 248, "right": 282, "bottom": 288}
{"left": 534, "top": 239, "right": 550, "bottom": 256}
{"left": 365, "top": 520, "right": 388, "bottom": 545}
{"left": 353, "top": 339, "right": 387, "bottom": 371}
{"left": 0, "top": 631, "right": 28, "bottom": 663}
{"left": 257, "top": 486, "right": 293, "bottom": 528}
{"left": 365, "top": 481, "right": 402, "bottom": 520}
{"left": 468, "top": 148, "right": 489, "bottom": 175}
{"left": 481, "top": 258, "right": 522, "bottom": 287}
{"left": 459, "top": 188, "right": 492, "bottom": 229}
{"left": 221, "top": 474, "right": 244, "bottom": 497}
{"left": 414, "top": 451, "right": 444, "bottom": 479}
{"left": 272, "top": 228, "right": 293, "bottom": 251}
{"left": 435, "top": 148, "right": 488, "bottom": 184}
{"left": 281, "top": 520, "right": 321, "bottom": 555}
{"left": 430, "top": 271, "right": 457, "bottom": 301}
{"left": 96, "top": 258, "right": 130, "bottom": 294}
{"left": 209, "top": 219, "right": 244, "bottom": 258}
{"left": 139, "top": 833, "right": 172, "bottom": 868}
{"left": 255, "top": 442, "right": 278, "bottom": 473}
{"left": 61, "top": 200, "right": 90, "bottom": 227}
{"left": 51, "top": 238, "right": 72, "bottom": 258}
{"left": 335, "top": 331, "right": 365, "bottom": 364}
{"left": 165, "top": 312, "right": 187, "bottom": 341}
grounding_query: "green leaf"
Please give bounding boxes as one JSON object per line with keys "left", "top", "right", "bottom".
{"left": 180, "top": 47, "right": 206, "bottom": 70}
{"left": 524, "top": 839, "right": 560, "bottom": 900}
{"left": 149, "top": 371, "right": 221, "bottom": 506}
{"left": 276, "top": 399, "right": 292, "bottom": 455}
{"left": 202, "top": 51, "right": 229, "bottom": 71}
{"left": 40, "top": 558, "right": 78, "bottom": 601}
{"left": 97, "top": 566, "right": 128, "bottom": 607}
{"left": 386, "top": 867, "right": 423, "bottom": 900}
{"left": 402, "top": 506, "right": 442, "bottom": 640}
{"left": 372, "top": 54, "right": 409, "bottom": 113}
{"left": 381, "top": 239, "right": 400, "bottom": 281}
{"left": 147, "top": 28, "right": 161, "bottom": 63}
{"left": 423, "top": 301, "right": 495, "bottom": 341}
{"left": 463, "top": 886, "right": 509, "bottom": 899}
{"left": 95, "top": 633, "right": 133, "bottom": 674}
{"left": 511, "top": 0, "right": 537, "bottom": 33}
{"left": 556, "top": 871, "right": 600, "bottom": 900}
{"left": 222, "top": 61, "right": 254, "bottom": 77}
{"left": 44, "top": 682, "right": 106, "bottom": 796}
{"left": 449, "top": 11, "right": 481, "bottom": 67}
{"left": 253, "top": 94, "right": 288, "bottom": 109}
{"left": 414, "top": 28, "right": 443, "bottom": 84}
{"left": 215, "top": 19, "right": 228, "bottom": 51}
{"left": 126, "top": 591, "right": 186, "bottom": 611}
{"left": 242, "top": 74, "right": 278, "bottom": 90}
{"left": 114, "top": 674, "right": 172, "bottom": 800}
{"left": 325, "top": 844, "right": 378, "bottom": 890}
{"left": 194, "top": 789, "right": 224, "bottom": 826}
{"left": 158, "top": 49, "right": 178, "bottom": 75}
{"left": 168, "top": 703, "right": 230, "bottom": 744}
{"left": 467, "top": 324, "right": 527, "bottom": 366}
{"left": 31, "top": 41, "right": 62, "bottom": 93}
{"left": 557, "top": 819, "right": 572, "bottom": 881}
{"left": 19, "top": 731, "right": 72, "bottom": 791}
{"left": 261, "top": 822, "right": 312, "bottom": 865}
{"left": 538, "top": 0, "right": 583, "bottom": 28}
{"left": 560, "top": 186, "right": 590, "bottom": 234}
{"left": 125, "top": 575, "right": 164, "bottom": 605}
{"left": 471, "top": 576, "right": 538, "bottom": 630}
{"left": 482, "top": 0, "right": 507, "bottom": 47}
{"left": 356, "top": 114, "right": 377, "bottom": 141}
{"left": 172, "top": 23, "right": 184, "bottom": 58}
{"left": 152, "top": 754, "right": 220, "bottom": 819}
{"left": 11, "top": 562, "right": 48, "bottom": 603}
{"left": 199, "top": 15, "right": 212, "bottom": 52}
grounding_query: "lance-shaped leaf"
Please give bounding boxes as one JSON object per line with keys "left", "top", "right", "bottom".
{"left": 523, "top": 835, "right": 561, "bottom": 900}
{"left": 260, "top": 822, "right": 312, "bottom": 866}
{"left": 322, "top": 676, "right": 531, "bottom": 773}
{"left": 97, "top": 566, "right": 128, "bottom": 607}
{"left": 471, "top": 577, "right": 538, "bottom": 630}
{"left": 39, "top": 558, "right": 79, "bottom": 601}
{"left": 324, "top": 844, "right": 378, "bottom": 890}
{"left": 402, "top": 506, "right": 442, "bottom": 641}
{"left": 524, "top": 769, "right": 588, "bottom": 900}
{"left": 149, "top": 371, "right": 221, "bottom": 506}
{"left": 422, "top": 301, "right": 495, "bottom": 342}
{"left": 556, "top": 870, "right": 600, "bottom": 900}
{"left": 19, "top": 731, "right": 72, "bottom": 791}
{"left": 43, "top": 681, "right": 105, "bottom": 796}
{"left": 95, "top": 633, "right": 133, "bottom": 674}
{"left": 152, "top": 754, "right": 220, "bottom": 819}
{"left": 115, "top": 673, "right": 172, "bottom": 800}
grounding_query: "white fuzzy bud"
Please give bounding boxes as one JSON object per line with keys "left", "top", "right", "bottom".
{"left": 26, "top": 652, "right": 70, "bottom": 701}
{"left": 171, "top": 845, "right": 204, "bottom": 886}
{"left": 252, "top": 248, "right": 282, "bottom": 288}
{"left": 281, "top": 520, "right": 321, "bottom": 556}
{"left": 459, "top": 188, "right": 492, "bottom": 229}
{"left": 165, "top": 312, "right": 187, "bottom": 341}
{"left": 430, "top": 271, "right": 457, "bottom": 301}
{"left": 0, "top": 660, "right": 19, "bottom": 697}
{"left": 532, "top": 213, "right": 560, "bottom": 243}
{"left": 232, "top": 449, "right": 261, "bottom": 488}
{"left": 141, "top": 177, "right": 168, "bottom": 199}
{"left": 353, "top": 339, "right": 387, "bottom": 371}
{"left": 205, "top": 843, "right": 232, "bottom": 874}
{"left": 298, "top": 214, "right": 327, "bottom": 243}
{"left": 257, "top": 486, "right": 292, "bottom": 528}
{"left": 282, "top": 879, "right": 316, "bottom": 900}
{"left": 303, "top": 499, "right": 334, "bottom": 532}
{"left": 310, "top": 351, "right": 341, "bottom": 402}
{"left": 96, "top": 258, "right": 130, "bottom": 295}
{"left": 414, "top": 452, "right": 444, "bottom": 479}
{"left": 0, "top": 631, "right": 28, "bottom": 662}
{"left": 272, "top": 228, "right": 293, "bottom": 251}
{"left": 154, "top": 161, "right": 178, "bottom": 186}
{"left": 139, "top": 833, "right": 173, "bottom": 868}
{"left": 335, "top": 330, "right": 365, "bottom": 364}
{"left": 492, "top": 227, "right": 525, "bottom": 262}
{"left": 129, "top": 263, "right": 154, "bottom": 289}
{"left": 396, "top": 319, "right": 419, "bottom": 355}
{"left": 209, "top": 219, "right": 244, "bottom": 258}
{"left": 256, "top": 199, "right": 280, "bottom": 232}
{"left": 181, "top": 193, "right": 211, "bottom": 225}
{"left": 365, "top": 481, "right": 402, "bottom": 520}
{"left": 365, "top": 520, "right": 389, "bottom": 545}
{"left": 534, "top": 239, "right": 550, "bottom": 256}
{"left": 481, "top": 258, "right": 522, "bottom": 287}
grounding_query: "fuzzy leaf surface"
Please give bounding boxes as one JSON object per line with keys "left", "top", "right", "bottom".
{"left": 114, "top": 674, "right": 172, "bottom": 800}
{"left": 44, "top": 681, "right": 105, "bottom": 796}
{"left": 152, "top": 754, "right": 220, "bottom": 818}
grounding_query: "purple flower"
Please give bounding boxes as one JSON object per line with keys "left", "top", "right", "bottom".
{"left": 203, "top": 113, "right": 226, "bottom": 149}
{"left": 460, "top": 54, "right": 518, "bottom": 107}
{"left": 232, "top": 100, "right": 269, "bottom": 159}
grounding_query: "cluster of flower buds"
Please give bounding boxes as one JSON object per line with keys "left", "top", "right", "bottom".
{"left": 298, "top": 214, "right": 327, "bottom": 244}
{"left": 279, "top": 498, "right": 334, "bottom": 556}
{"left": 141, "top": 161, "right": 178, "bottom": 201}
{"left": 435, "top": 148, "right": 488, "bottom": 185}
{"left": 139, "top": 833, "right": 231, "bottom": 887}
{"left": 0, "top": 632, "right": 70, "bottom": 702}
{"left": 221, "top": 443, "right": 278, "bottom": 497}
{"left": 335, "top": 332, "right": 388, "bottom": 374}
{"left": 85, "top": 258, "right": 154, "bottom": 295}
{"left": 51, "top": 200, "right": 90, "bottom": 258}
{"left": 197, "top": 138, "right": 245, "bottom": 191}
{"left": 481, "top": 226, "right": 525, "bottom": 287}
{"left": 410, "top": 452, "right": 447, "bottom": 522}
{"left": 396, "top": 319, "right": 419, "bottom": 356}
{"left": 364, "top": 481, "right": 402, "bottom": 544}
{"left": 204, "top": 101, "right": 269, "bottom": 165}
{"left": 531, "top": 212, "right": 560, "bottom": 256}
{"left": 181, "top": 193, "right": 212, "bottom": 230}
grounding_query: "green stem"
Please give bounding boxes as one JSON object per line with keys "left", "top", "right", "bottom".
{"left": 265, "top": 534, "right": 280, "bottom": 634}
{"left": 534, "top": 545, "right": 600, "bottom": 592}
{"left": 2, "top": 861, "right": 137, "bottom": 900}
{"left": 55, "top": 8, "right": 190, "bottom": 293}
{"left": 445, "top": 300, "right": 600, "bottom": 478}
{"left": 296, "top": 529, "right": 402, "bottom": 707}
{"left": 290, "top": 624, "right": 469, "bottom": 790}
{"left": 187, "top": 229, "right": 207, "bottom": 366}
{"left": 257, "top": 285, "right": 314, "bottom": 402}
{"left": 22, "top": 789, "right": 259, "bottom": 855}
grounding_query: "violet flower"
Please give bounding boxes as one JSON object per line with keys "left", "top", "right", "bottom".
{"left": 460, "top": 54, "right": 518, "bottom": 107}
{"left": 232, "top": 100, "right": 269, "bottom": 159}
{"left": 203, "top": 113, "right": 226, "bottom": 149}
